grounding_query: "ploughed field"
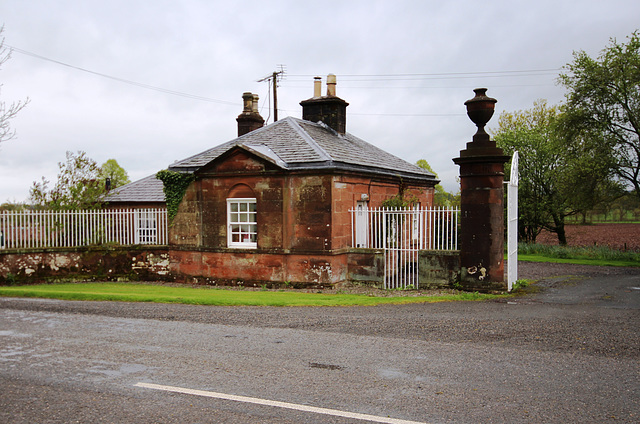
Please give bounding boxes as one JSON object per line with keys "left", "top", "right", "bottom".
{"left": 535, "top": 223, "right": 640, "bottom": 250}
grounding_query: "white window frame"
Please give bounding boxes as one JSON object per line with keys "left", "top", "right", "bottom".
{"left": 227, "top": 198, "right": 257, "bottom": 248}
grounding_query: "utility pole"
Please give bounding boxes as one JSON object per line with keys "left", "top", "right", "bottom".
{"left": 272, "top": 71, "right": 279, "bottom": 122}
{"left": 258, "top": 65, "right": 286, "bottom": 122}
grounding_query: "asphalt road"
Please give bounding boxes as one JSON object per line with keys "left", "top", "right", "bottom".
{"left": 1, "top": 263, "right": 639, "bottom": 423}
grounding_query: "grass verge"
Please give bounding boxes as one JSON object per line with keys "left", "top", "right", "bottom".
{"left": 0, "top": 283, "right": 503, "bottom": 307}
{"left": 516, "top": 243, "right": 640, "bottom": 267}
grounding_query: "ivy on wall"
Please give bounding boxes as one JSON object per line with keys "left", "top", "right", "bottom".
{"left": 156, "top": 170, "right": 195, "bottom": 222}
{"left": 381, "top": 193, "right": 421, "bottom": 209}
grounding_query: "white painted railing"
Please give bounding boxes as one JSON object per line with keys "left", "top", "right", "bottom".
{"left": 0, "top": 208, "right": 168, "bottom": 249}
{"left": 350, "top": 207, "right": 460, "bottom": 251}
{"left": 350, "top": 207, "right": 460, "bottom": 289}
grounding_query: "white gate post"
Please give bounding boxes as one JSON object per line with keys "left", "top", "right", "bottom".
{"left": 506, "top": 151, "right": 519, "bottom": 291}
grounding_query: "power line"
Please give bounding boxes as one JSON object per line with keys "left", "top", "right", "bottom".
{"left": 287, "top": 68, "right": 561, "bottom": 80}
{"left": 7, "top": 44, "right": 561, "bottom": 115}
{"left": 7, "top": 45, "right": 237, "bottom": 106}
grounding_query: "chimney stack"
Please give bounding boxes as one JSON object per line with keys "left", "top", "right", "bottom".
{"left": 300, "top": 74, "right": 349, "bottom": 134}
{"left": 236, "top": 92, "right": 265, "bottom": 136}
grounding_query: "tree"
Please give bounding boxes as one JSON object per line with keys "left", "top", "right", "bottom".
{"left": 99, "top": 159, "right": 130, "bottom": 189}
{"left": 559, "top": 31, "right": 640, "bottom": 201}
{"left": 494, "top": 100, "right": 618, "bottom": 245}
{"left": 0, "top": 25, "right": 30, "bottom": 147}
{"left": 416, "top": 159, "right": 460, "bottom": 207}
{"left": 30, "top": 151, "right": 106, "bottom": 210}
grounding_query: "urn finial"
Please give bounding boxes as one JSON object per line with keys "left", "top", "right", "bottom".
{"left": 464, "top": 88, "right": 497, "bottom": 142}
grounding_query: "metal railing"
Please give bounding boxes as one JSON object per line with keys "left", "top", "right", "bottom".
{"left": 350, "top": 206, "right": 459, "bottom": 251}
{"left": 350, "top": 206, "right": 459, "bottom": 289}
{"left": 0, "top": 208, "right": 168, "bottom": 249}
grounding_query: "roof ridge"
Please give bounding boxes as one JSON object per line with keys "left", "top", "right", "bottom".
{"left": 287, "top": 117, "right": 333, "bottom": 162}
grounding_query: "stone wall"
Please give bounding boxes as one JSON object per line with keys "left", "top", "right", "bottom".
{"left": 168, "top": 248, "right": 351, "bottom": 288}
{"left": 0, "top": 246, "right": 171, "bottom": 284}
{"left": 418, "top": 250, "right": 461, "bottom": 288}
{"left": 0, "top": 246, "right": 458, "bottom": 289}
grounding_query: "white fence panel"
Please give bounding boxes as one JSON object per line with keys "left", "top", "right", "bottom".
{"left": 0, "top": 208, "right": 168, "bottom": 249}
{"left": 350, "top": 207, "right": 459, "bottom": 289}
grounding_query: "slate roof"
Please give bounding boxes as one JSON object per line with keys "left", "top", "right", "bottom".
{"left": 169, "top": 116, "right": 437, "bottom": 182}
{"left": 105, "top": 174, "right": 165, "bottom": 203}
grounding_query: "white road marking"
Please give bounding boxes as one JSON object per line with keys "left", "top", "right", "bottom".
{"left": 135, "top": 382, "right": 427, "bottom": 424}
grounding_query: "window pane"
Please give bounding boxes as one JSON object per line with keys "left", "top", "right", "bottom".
{"left": 228, "top": 198, "right": 257, "bottom": 248}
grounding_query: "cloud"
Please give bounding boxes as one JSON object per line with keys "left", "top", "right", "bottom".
{"left": 1, "top": 0, "right": 639, "bottom": 201}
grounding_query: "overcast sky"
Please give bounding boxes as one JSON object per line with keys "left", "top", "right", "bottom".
{"left": 1, "top": 0, "right": 639, "bottom": 203}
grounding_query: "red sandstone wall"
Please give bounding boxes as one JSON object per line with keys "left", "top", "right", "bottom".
{"left": 167, "top": 149, "right": 435, "bottom": 285}
{"left": 169, "top": 248, "right": 350, "bottom": 287}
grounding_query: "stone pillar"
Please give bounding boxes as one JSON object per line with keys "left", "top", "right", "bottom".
{"left": 453, "top": 88, "right": 510, "bottom": 292}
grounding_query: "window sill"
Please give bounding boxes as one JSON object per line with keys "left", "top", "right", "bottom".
{"left": 228, "top": 243, "right": 257, "bottom": 249}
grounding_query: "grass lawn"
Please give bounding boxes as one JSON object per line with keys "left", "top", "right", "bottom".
{"left": 517, "top": 254, "right": 640, "bottom": 267}
{"left": 0, "top": 282, "right": 503, "bottom": 307}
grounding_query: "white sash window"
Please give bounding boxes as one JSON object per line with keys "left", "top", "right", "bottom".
{"left": 227, "top": 198, "right": 257, "bottom": 248}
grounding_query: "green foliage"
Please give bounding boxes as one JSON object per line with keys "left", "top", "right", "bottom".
{"left": 0, "top": 202, "right": 29, "bottom": 211}
{"left": 381, "top": 193, "right": 418, "bottom": 208}
{"left": 2, "top": 273, "right": 20, "bottom": 286}
{"left": 568, "top": 191, "right": 640, "bottom": 223}
{"left": 99, "top": 159, "right": 130, "bottom": 189}
{"left": 511, "top": 280, "right": 530, "bottom": 291}
{"left": 559, "top": 31, "right": 640, "bottom": 201}
{"left": 494, "top": 101, "right": 618, "bottom": 245}
{"left": 30, "top": 151, "right": 106, "bottom": 210}
{"left": 416, "top": 159, "right": 437, "bottom": 175}
{"left": 518, "top": 242, "right": 640, "bottom": 266}
{"left": 416, "top": 159, "right": 460, "bottom": 207}
{"left": 156, "top": 169, "right": 195, "bottom": 222}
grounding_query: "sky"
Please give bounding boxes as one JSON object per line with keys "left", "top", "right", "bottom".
{"left": 1, "top": 0, "right": 639, "bottom": 203}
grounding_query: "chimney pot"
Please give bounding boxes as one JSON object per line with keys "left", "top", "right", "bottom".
{"left": 327, "top": 73, "right": 337, "bottom": 96}
{"left": 313, "top": 76, "right": 322, "bottom": 97}
{"left": 252, "top": 94, "right": 260, "bottom": 113}
{"left": 242, "top": 92, "right": 253, "bottom": 113}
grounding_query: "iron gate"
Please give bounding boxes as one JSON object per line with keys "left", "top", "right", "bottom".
{"left": 351, "top": 207, "right": 459, "bottom": 289}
